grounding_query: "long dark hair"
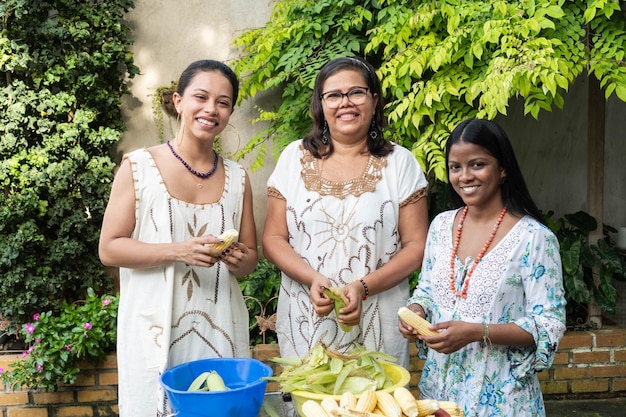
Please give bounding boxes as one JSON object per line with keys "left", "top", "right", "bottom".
{"left": 445, "top": 118, "right": 545, "bottom": 224}
{"left": 303, "top": 56, "right": 393, "bottom": 158}
{"left": 176, "top": 59, "right": 239, "bottom": 108}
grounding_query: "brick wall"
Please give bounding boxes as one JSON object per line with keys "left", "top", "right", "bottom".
{"left": 1, "top": 328, "right": 624, "bottom": 416}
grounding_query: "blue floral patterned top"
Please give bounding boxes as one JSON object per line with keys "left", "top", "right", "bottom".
{"left": 408, "top": 209, "right": 566, "bottom": 417}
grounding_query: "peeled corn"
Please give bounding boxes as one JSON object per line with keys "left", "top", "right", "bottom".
{"left": 321, "top": 397, "right": 341, "bottom": 415}
{"left": 302, "top": 399, "right": 330, "bottom": 417}
{"left": 397, "top": 307, "right": 438, "bottom": 336}
{"left": 374, "top": 391, "right": 401, "bottom": 417}
{"left": 438, "top": 401, "right": 465, "bottom": 417}
{"left": 393, "top": 386, "right": 418, "bottom": 417}
{"left": 340, "top": 391, "right": 357, "bottom": 409}
{"left": 355, "top": 389, "right": 377, "bottom": 412}
{"left": 416, "top": 399, "right": 440, "bottom": 417}
{"left": 208, "top": 229, "right": 239, "bottom": 251}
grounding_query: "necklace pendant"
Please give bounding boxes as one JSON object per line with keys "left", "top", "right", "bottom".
{"left": 197, "top": 183, "right": 203, "bottom": 189}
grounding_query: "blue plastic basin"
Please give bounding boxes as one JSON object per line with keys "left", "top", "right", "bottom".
{"left": 160, "top": 358, "right": 272, "bottom": 417}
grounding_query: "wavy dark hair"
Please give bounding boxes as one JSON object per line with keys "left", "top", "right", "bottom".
{"left": 303, "top": 56, "right": 393, "bottom": 158}
{"left": 176, "top": 59, "right": 239, "bottom": 108}
{"left": 445, "top": 118, "right": 545, "bottom": 224}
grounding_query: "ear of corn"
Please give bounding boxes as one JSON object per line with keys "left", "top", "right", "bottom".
{"left": 392, "top": 386, "right": 418, "bottom": 417}
{"left": 302, "top": 399, "right": 330, "bottom": 417}
{"left": 207, "top": 228, "right": 239, "bottom": 251}
{"left": 340, "top": 391, "right": 357, "bottom": 409}
{"left": 438, "top": 401, "right": 465, "bottom": 417}
{"left": 374, "top": 391, "right": 402, "bottom": 417}
{"left": 321, "top": 397, "right": 341, "bottom": 415}
{"left": 416, "top": 399, "right": 440, "bottom": 417}
{"left": 354, "top": 389, "right": 377, "bottom": 412}
{"left": 323, "top": 286, "right": 352, "bottom": 332}
{"left": 397, "top": 307, "right": 438, "bottom": 336}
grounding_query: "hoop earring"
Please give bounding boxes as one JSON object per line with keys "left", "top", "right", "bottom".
{"left": 368, "top": 116, "right": 378, "bottom": 141}
{"left": 322, "top": 121, "right": 329, "bottom": 145}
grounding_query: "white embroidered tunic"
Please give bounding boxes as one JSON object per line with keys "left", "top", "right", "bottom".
{"left": 116, "top": 148, "right": 249, "bottom": 417}
{"left": 267, "top": 140, "right": 428, "bottom": 367}
{"left": 409, "top": 209, "right": 566, "bottom": 417}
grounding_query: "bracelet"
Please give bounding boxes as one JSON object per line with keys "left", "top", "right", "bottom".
{"left": 482, "top": 322, "right": 492, "bottom": 348}
{"left": 359, "top": 279, "right": 369, "bottom": 300}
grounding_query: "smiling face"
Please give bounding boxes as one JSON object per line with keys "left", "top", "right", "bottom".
{"left": 321, "top": 69, "right": 378, "bottom": 146}
{"left": 173, "top": 70, "right": 234, "bottom": 143}
{"left": 447, "top": 141, "right": 506, "bottom": 209}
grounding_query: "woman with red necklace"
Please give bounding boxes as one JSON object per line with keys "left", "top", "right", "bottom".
{"left": 399, "top": 118, "right": 566, "bottom": 417}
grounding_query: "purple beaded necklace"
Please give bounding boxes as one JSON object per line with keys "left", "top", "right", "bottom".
{"left": 167, "top": 140, "right": 219, "bottom": 179}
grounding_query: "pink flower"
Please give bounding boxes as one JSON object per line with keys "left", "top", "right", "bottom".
{"left": 25, "top": 323, "right": 35, "bottom": 334}
{"left": 36, "top": 364, "right": 43, "bottom": 372}
{"left": 102, "top": 298, "right": 111, "bottom": 307}
{"left": 35, "top": 338, "right": 42, "bottom": 343}
{"left": 0, "top": 368, "right": 3, "bottom": 373}
{"left": 33, "top": 313, "right": 40, "bottom": 321}
{"left": 65, "top": 345, "right": 72, "bottom": 351}
{"left": 83, "top": 322, "right": 92, "bottom": 330}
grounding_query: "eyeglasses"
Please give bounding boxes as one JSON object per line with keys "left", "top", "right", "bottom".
{"left": 320, "top": 87, "right": 370, "bottom": 109}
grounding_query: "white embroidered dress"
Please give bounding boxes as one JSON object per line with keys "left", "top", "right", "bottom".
{"left": 267, "top": 140, "right": 428, "bottom": 367}
{"left": 116, "top": 149, "right": 250, "bottom": 417}
{"left": 409, "top": 209, "right": 566, "bottom": 417}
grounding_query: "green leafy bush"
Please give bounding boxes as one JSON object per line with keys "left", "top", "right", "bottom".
{"left": 0, "top": 288, "right": 118, "bottom": 392}
{"left": 0, "top": 0, "right": 138, "bottom": 323}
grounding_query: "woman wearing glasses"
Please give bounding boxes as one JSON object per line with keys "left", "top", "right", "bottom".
{"left": 262, "top": 56, "right": 429, "bottom": 366}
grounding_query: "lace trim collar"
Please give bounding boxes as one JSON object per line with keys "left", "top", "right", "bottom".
{"left": 300, "top": 144, "right": 387, "bottom": 199}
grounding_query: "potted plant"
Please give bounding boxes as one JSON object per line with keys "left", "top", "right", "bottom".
{"left": 545, "top": 210, "right": 626, "bottom": 328}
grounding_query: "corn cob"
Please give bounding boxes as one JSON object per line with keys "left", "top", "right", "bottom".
{"left": 340, "top": 391, "right": 357, "bottom": 409}
{"left": 374, "top": 391, "right": 402, "bottom": 417}
{"left": 321, "top": 397, "right": 341, "bottom": 415}
{"left": 416, "top": 399, "right": 440, "bottom": 417}
{"left": 354, "top": 389, "right": 377, "bottom": 412}
{"left": 397, "top": 307, "right": 438, "bottom": 336}
{"left": 302, "top": 399, "right": 330, "bottom": 417}
{"left": 392, "top": 386, "right": 418, "bottom": 417}
{"left": 334, "top": 407, "right": 381, "bottom": 417}
{"left": 323, "top": 286, "right": 352, "bottom": 332}
{"left": 438, "top": 401, "right": 465, "bottom": 417}
{"left": 207, "top": 229, "right": 239, "bottom": 251}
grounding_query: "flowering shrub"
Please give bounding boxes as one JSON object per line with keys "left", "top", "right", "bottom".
{"left": 0, "top": 288, "right": 118, "bottom": 391}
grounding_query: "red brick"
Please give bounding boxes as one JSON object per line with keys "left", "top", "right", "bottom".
{"left": 97, "top": 371, "right": 118, "bottom": 386}
{"left": 612, "top": 377, "right": 626, "bottom": 392}
{"left": 77, "top": 388, "right": 117, "bottom": 403}
{"left": 55, "top": 406, "right": 93, "bottom": 417}
{"left": 594, "top": 327, "right": 626, "bottom": 347}
{"left": 540, "top": 380, "right": 568, "bottom": 395}
{"left": 572, "top": 350, "right": 611, "bottom": 364}
{"left": 31, "top": 391, "right": 73, "bottom": 405}
{"left": 6, "top": 407, "right": 49, "bottom": 417}
{"left": 555, "top": 365, "right": 626, "bottom": 380}
{"left": 614, "top": 348, "right": 626, "bottom": 362}
{"left": 558, "top": 331, "right": 593, "bottom": 350}
{"left": 0, "top": 392, "right": 29, "bottom": 406}
{"left": 571, "top": 378, "right": 609, "bottom": 393}
{"left": 553, "top": 351, "right": 569, "bottom": 365}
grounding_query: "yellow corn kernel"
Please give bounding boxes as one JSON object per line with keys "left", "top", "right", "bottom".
{"left": 416, "top": 399, "right": 440, "bottom": 417}
{"left": 301, "top": 399, "right": 330, "bottom": 417}
{"left": 374, "top": 391, "right": 402, "bottom": 417}
{"left": 355, "top": 389, "right": 377, "bottom": 412}
{"left": 340, "top": 391, "right": 357, "bottom": 409}
{"left": 392, "top": 386, "right": 418, "bottom": 417}
{"left": 397, "top": 307, "right": 438, "bottom": 337}
{"left": 208, "top": 229, "right": 239, "bottom": 251}
{"left": 321, "top": 397, "right": 341, "bottom": 415}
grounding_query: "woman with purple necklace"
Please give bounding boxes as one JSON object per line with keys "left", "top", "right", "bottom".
{"left": 98, "top": 59, "right": 257, "bottom": 417}
{"left": 399, "top": 118, "right": 566, "bottom": 417}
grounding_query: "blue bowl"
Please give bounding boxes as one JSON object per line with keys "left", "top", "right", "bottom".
{"left": 160, "top": 358, "right": 272, "bottom": 417}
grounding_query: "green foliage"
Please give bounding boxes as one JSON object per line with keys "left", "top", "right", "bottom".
{"left": 0, "top": 1, "right": 138, "bottom": 323}
{"left": 0, "top": 289, "right": 118, "bottom": 392}
{"left": 239, "top": 257, "right": 281, "bottom": 345}
{"left": 545, "top": 210, "right": 626, "bottom": 322}
{"left": 231, "top": 0, "right": 626, "bottom": 180}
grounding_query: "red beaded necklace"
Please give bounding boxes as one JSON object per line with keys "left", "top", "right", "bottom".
{"left": 449, "top": 206, "right": 507, "bottom": 298}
